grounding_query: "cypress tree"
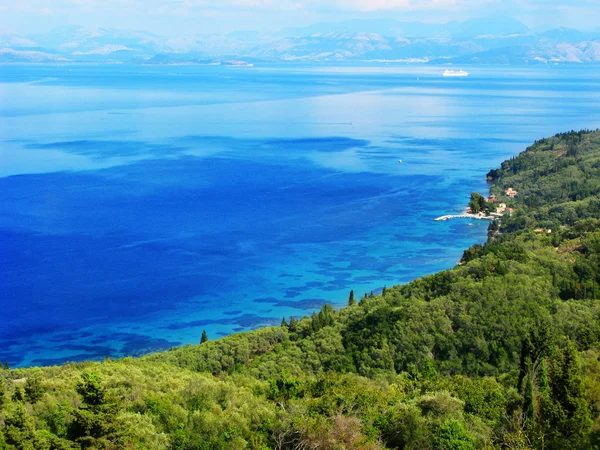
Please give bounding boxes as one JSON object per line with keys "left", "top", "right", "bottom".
{"left": 12, "top": 386, "right": 24, "bottom": 403}
{"left": 0, "top": 379, "right": 5, "bottom": 408}
{"left": 200, "top": 330, "right": 208, "bottom": 344}
{"left": 281, "top": 317, "right": 288, "bottom": 328}
{"left": 311, "top": 312, "right": 321, "bottom": 332}
{"left": 289, "top": 317, "right": 298, "bottom": 333}
{"left": 24, "top": 374, "right": 45, "bottom": 404}
{"left": 348, "top": 290, "right": 356, "bottom": 306}
{"left": 523, "top": 372, "right": 535, "bottom": 425}
{"left": 71, "top": 372, "right": 121, "bottom": 447}
{"left": 541, "top": 339, "right": 593, "bottom": 448}
{"left": 539, "top": 362, "right": 549, "bottom": 397}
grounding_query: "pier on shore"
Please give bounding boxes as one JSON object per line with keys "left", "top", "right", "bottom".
{"left": 434, "top": 213, "right": 495, "bottom": 222}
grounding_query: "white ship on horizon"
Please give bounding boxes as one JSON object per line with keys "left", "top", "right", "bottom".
{"left": 442, "top": 69, "right": 469, "bottom": 77}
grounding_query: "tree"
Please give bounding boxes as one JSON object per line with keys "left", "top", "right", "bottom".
{"left": 268, "top": 373, "right": 303, "bottom": 403}
{"left": 12, "top": 386, "right": 24, "bottom": 402}
{"left": 3, "top": 403, "right": 41, "bottom": 448}
{"left": 468, "top": 192, "right": 487, "bottom": 214}
{"left": 359, "top": 294, "right": 368, "bottom": 306}
{"left": 348, "top": 290, "right": 356, "bottom": 306}
{"left": 517, "top": 325, "right": 553, "bottom": 429}
{"left": 289, "top": 317, "right": 298, "bottom": 333}
{"left": 4, "top": 361, "right": 9, "bottom": 370}
{"left": 281, "top": 317, "right": 288, "bottom": 328}
{"left": 540, "top": 340, "right": 593, "bottom": 448}
{"left": 24, "top": 374, "right": 45, "bottom": 404}
{"left": 318, "top": 304, "right": 334, "bottom": 328}
{"left": 0, "top": 378, "right": 5, "bottom": 408}
{"left": 70, "top": 372, "right": 121, "bottom": 449}
{"left": 200, "top": 330, "right": 209, "bottom": 344}
{"left": 77, "top": 372, "right": 105, "bottom": 407}
{"left": 433, "top": 419, "right": 475, "bottom": 450}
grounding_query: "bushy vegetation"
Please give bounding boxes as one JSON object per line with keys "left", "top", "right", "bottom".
{"left": 2, "top": 130, "right": 600, "bottom": 449}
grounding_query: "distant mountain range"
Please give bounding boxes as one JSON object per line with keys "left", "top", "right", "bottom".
{"left": 2, "top": 17, "right": 600, "bottom": 64}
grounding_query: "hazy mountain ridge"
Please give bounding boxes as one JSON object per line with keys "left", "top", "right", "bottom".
{"left": 277, "top": 15, "right": 530, "bottom": 39}
{"left": 2, "top": 17, "right": 600, "bottom": 64}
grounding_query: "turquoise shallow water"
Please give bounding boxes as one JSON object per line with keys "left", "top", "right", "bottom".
{"left": 1, "top": 64, "right": 600, "bottom": 366}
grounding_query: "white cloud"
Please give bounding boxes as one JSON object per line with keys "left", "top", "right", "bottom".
{"left": 1, "top": 0, "right": 599, "bottom": 36}
{"left": 316, "top": 0, "right": 455, "bottom": 10}
{"left": 179, "top": 0, "right": 455, "bottom": 11}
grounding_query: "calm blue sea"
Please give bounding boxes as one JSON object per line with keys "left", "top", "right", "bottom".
{"left": 1, "top": 64, "right": 600, "bottom": 367}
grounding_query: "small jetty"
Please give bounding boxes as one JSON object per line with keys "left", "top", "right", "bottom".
{"left": 434, "top": 213, "right": 495, "bottom": 222}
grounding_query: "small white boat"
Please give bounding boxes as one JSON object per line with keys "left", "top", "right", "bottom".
{"left": 443, "top": 69, "right": 469, "bottom": 77}
{"left": 398, "top": 159, "right": 403, "bottom": 163}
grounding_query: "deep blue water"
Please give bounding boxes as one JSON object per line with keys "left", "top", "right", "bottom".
{"left": 1, "top": 64, "right": 600, "bottom": 367}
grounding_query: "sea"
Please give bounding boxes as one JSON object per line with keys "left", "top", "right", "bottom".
{"left": 1, "top": 63, "right": 600, "bottom": 367}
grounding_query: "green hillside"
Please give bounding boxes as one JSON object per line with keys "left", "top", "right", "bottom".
{"left": 2, "top": 130, "right": 600, "bottom": 449}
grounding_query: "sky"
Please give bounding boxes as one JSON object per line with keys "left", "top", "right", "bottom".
{"left": 0, "top": 0, "right": 598, "bottom": 36}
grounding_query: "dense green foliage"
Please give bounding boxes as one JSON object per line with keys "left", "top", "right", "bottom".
{"left": 468, "top": 192, "right": 489, "bottom": 214}
{"left": 2, "top": 130, "right": 600, "bottom": 449}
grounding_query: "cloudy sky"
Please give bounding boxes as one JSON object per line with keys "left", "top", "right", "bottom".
{"left": 0, "top": 0, "right": 598, "bottom": 36}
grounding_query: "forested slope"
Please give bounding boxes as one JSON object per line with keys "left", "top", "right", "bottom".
{"left": 1, "top": 130, "right": 600, "bottom": 449}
